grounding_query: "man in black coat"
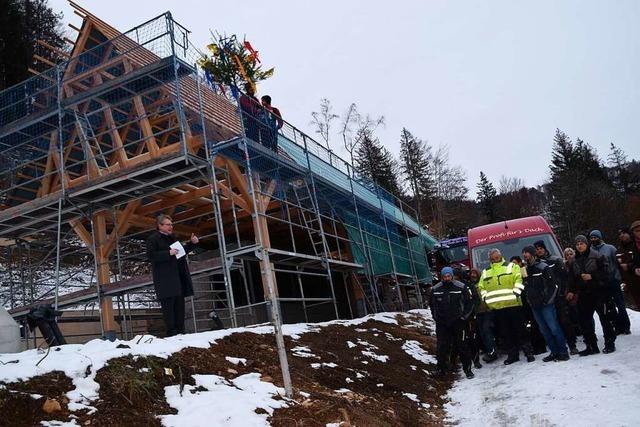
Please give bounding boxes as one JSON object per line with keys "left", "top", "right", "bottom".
{"left": 146, "top": 214, "right": 199, "bottom": 337}
{"left": 430, "top": 266, "right": 475, "bottom": 379}
{"left": 534, "top": 240, "right": 578, "bottom": 354}
{"left": 567, "top": 235, "right": 616, "bottom": 355}
{"left": 522, "top": 246, "right": 569, "bottom": 362}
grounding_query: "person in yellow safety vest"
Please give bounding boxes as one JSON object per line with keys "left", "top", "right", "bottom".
{"left": 478, "top": 248, "right": 535, "bottom": 365}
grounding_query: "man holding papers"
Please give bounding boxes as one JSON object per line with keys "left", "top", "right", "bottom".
{"left": 146, "top": 214, "right": 199, "bottom": 336}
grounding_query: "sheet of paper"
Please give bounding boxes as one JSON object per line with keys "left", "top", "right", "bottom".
{"left": 170, "top": 241, "right": 186, "bottom": 259}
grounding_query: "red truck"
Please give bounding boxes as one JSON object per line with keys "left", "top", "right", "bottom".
{"left": 467, "top": 216, "right": 563, "bottom": 271}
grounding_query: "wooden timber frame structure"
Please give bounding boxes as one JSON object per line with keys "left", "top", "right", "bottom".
{"left": 0, "top": 3, "right": 436, "bottom": 367}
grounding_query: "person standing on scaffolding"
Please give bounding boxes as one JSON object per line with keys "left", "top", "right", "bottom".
{"left": 239, "top": 82, "right": 261, "bottom": 143}
{"left": 146, "top": 214, "right": 199, "bottom": 337}
{"left": 260, "top": 95, "right": 283, "bottom": 153}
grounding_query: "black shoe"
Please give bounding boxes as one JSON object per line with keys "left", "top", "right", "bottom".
{"left": 555, "top": 353, "right": 570, "bottom": 361}
{"left": 504, "top": 356, "right": 519, "bottom": 365}
{"left": 569, "top": 345, "right": 579, "bottom": 355}
{"left": 474, "top": 360, "right": 482, "bottom": 369}
{"left": 464, "top": 369, "right": 475, "bottom": 379}
{"left": 482, "top": 351, "right": 498, "bottom": 363}
{"left": 578, "top": 346, "right": 600, "bottom": 356}
{"left": 602, "top": 345, "right": 616, "bottom": 354}
{"left": 620, "top": 330, "right": 631, "bottom": 335}
{"left": 542, "top": 353, "right": 556, "bottom": 362}
{"left": 526, "top": 354, "right": 535, "bottom": 363}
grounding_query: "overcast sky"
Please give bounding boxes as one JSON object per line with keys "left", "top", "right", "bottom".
{"left": 51, "top": 0, "right": 640, "bottom": 192}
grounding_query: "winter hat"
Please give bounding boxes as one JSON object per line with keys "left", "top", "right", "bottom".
{"left": 589, "top": 229, "right": 603, "bottom": 239}
{"left": 575, "top": 235, "right": 589, "bottom": 245}
{"left": 522, "top": 245, "right": 536, "bottom": 256}
{"left": 533, "top": 240, "right": 547, "bottom": 250}
{"left": 441, "top": 266, "right": 454, "bottom": 278}
{"left": 631, "top": 220, "right": 640, "bottom": 232}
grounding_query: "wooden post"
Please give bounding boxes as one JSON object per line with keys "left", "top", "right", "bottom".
{"left": 93, "top": 212, "right": 117, "bottom": 340}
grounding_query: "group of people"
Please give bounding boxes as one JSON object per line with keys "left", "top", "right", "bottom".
{"left": 429, "top": 222, "right": 640, "bottom": 379}
{"left": 239, "top": 83, "right": 283, "bottom": 152}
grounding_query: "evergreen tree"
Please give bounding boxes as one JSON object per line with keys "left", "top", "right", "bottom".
{"left": 547, "top": 129, "right": 618, "bottom": 244}
{"left": 0, "top": 0, "right": 65, "bottom": 90}
{"left": 476, "top": 171, "right": 497, "bottom": 222}
{"left": 607, "top": 143, "right": 639, "bottom": 195}
{"left": 399, "top": 128, "right": 433, "bottom": 218}
{"left": 354, "top": 130, "right": 403, "bottom": 197}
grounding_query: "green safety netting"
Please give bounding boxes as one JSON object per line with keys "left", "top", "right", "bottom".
{"left": 278, "top": 134, "right": 435, "bottom": 283}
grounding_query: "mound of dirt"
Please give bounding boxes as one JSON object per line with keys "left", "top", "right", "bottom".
{"left": 1, "top": 312, "right": 453, "bottom": 426}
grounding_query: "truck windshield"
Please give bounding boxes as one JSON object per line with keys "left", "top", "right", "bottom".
{"left": 471, "top": 234, "right": 561, "bottom": 270}
{"left": 439, "top": 244, "right": 469, "bottom": 264}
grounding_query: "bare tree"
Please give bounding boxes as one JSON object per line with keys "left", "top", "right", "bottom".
{"left": 340, "top": 103, "right": 384, "bottom": 167}
{"left": 428, "top": 145, "right": 468, "bottom": 237}
{"left": 310, "top": 98, "right": 339, "bottom": 149}
{"left": 498, "top": 176, "right": 525, "bottom": 194}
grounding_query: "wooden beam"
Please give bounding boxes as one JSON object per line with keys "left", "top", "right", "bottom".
{"left": 262, "top": 180, "right": 277, "bottom": 206}
{"left": 33, "top": 54, "right": 56, "bottom": 67}
{"left": 36, "top": 39, "right": 70, "bottom": 58}
{"left": 74, "top": 119, "right": 101, "bottom": 178}
{"left": 69, "top": 218, "right": 94, "bottom": 255}
{"left": 218, "top": 180, "right": 250, "bottom": 213}
{"left": 252, "top": 176, "right": 279, "bottom": 299}
{"left": 224, "top": 158, "right": 252, "bottom": 207}
{"left": 93, "top": 211, "right": 117, "bottom": 339}
{"left": 104, "top": 200, "right": 140, "bottom": 256}
{"left": 132, "top": 95, "right": 160, "bottom": 157}
{"left": 123, "top": 213, "right": 200, "bottom": 236}
{"left": 137, "top": 186, "right": 212, "bottom": 216}
{"left": 36, "top": 133, "right": 58, "bottom": 197}
{"left": 103, "top": 107, "right": 129, "bottom": 168}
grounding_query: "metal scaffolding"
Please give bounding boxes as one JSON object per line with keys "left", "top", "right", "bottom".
{"left": 0, "top": 4, "right": 436, "bottom": 366}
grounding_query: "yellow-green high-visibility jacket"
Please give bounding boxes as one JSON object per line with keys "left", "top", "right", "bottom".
{"left": 478, "top": 259, "right": 524, "bottom": 310}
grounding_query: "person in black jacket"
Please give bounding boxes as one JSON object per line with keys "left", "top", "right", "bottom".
{"left": 146, "top": 214, "right": 199, "bottom": 337}
{"left": 534, "top": 240, "right": 578, "bottom": 354}
{"left": 567, "top": 235, "right": 616, "bottom": 355}
{"left": 522, "top": 246, "right": 569, "bottom": 362}
{"left": 430, "top": 266, "right": 475, "bottom": 379}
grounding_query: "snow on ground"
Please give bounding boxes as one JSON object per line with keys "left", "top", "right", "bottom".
{"left": 161, "top": 373, "right": 288, "bottom": 427}
{"left": 0, "top": 310, "right": 413, "bottom": 425}
{"left": 402, "top": 339, "right": 437, "bottom": 364}
{"left": 446, "top": 309, "right": 640, "bottom": 427}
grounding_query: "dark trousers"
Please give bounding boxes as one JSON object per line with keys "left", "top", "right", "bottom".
{"left": 436, "top": 321, "right": 472, "bottom": 371}
{"left": 494, "top": 306, "right": 533, "bottom": 358}
{"left": 160, "top": 296, "right": 186, "bottom": 337}
{"left": 577, "top": 291, "right": 616, "bottom": 348}
{"left": 609, "top": 281, "right": 631, "bottom": 333}
{"left": 555, "top": 296, "right": 577, "bottom": 347}
{"left": 476, "top": 311, "right": 495, "bottom": 353}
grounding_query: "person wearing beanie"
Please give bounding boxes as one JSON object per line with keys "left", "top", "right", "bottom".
{"left": 533, "top": 240, "right": 578, "bottom": 354}
{"left": 478, "top": 248, "right": 535, "bottom": 365}
{"left": 516, "top": 247, "right": 548, "bottom": 355}
{"left": 567, "top": 234, "right": 617, "bottom": 355}
{"left": 522, "top": 246, "right": 569, "bottom": 362}
{"left": 589, "top": 229, "right": 631, "bottom": 335}
{"left": 429, "top": 267, "right": 475, "bottom": 379}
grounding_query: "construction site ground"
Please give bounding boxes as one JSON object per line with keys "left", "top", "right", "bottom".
{"left": 0, "top": 310, "right": 452, "bottom": 427}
